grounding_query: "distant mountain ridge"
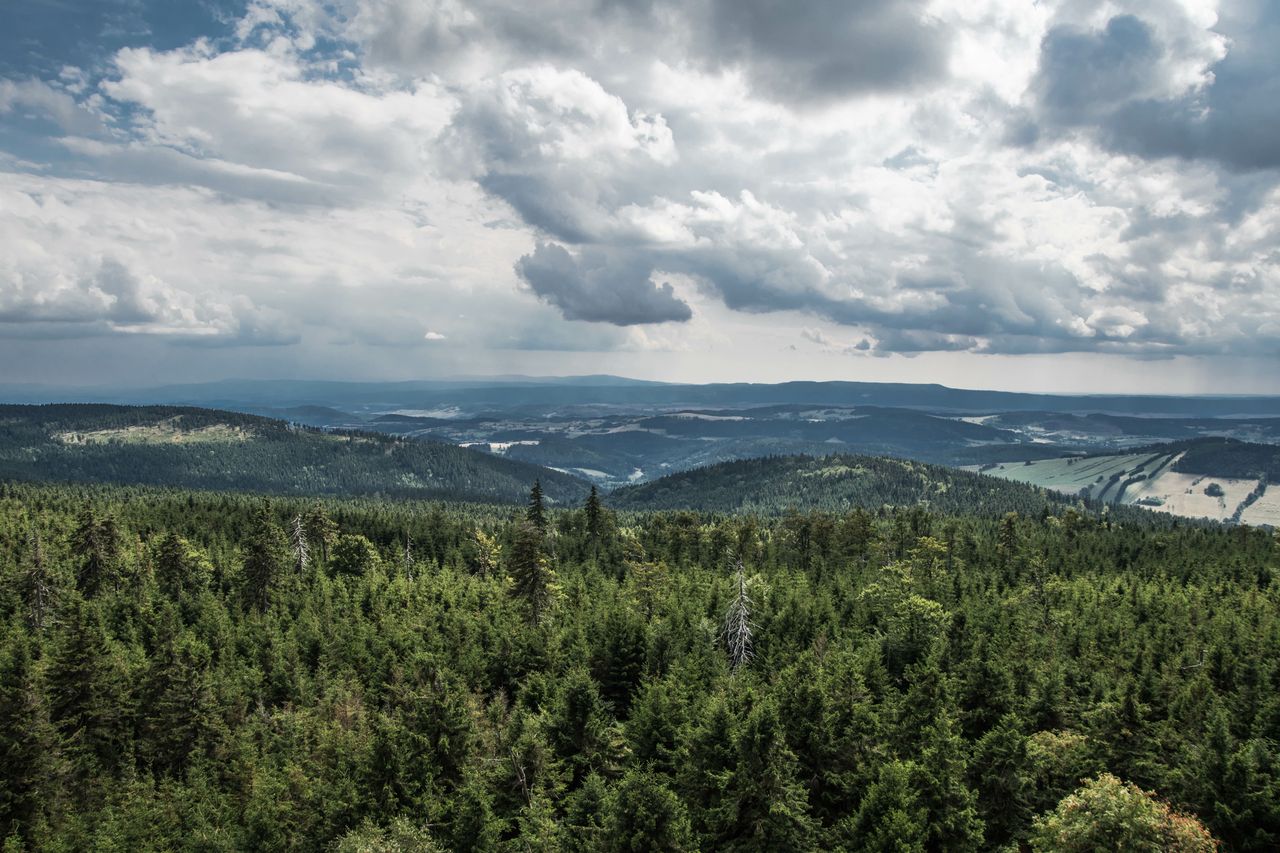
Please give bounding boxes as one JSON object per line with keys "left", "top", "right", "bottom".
{"left": 5, "top": 378, "right": 1280, "bottom": 416}
{"left": 0, "top": 404, "right": 586, "bottom": 504}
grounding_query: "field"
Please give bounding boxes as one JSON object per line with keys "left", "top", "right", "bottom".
{"left": 55, "top": 418, "right": 254, "bottom": 445}
{"left": 975, "top": 450, "right": 1280, "bottom": 524}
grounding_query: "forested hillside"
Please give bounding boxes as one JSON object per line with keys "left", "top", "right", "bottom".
{"left": 0, "top": 405, "right": 585, "bottom": 505}
{"left": 609, "top": 453, "right": 1086, "bottom": 518}
{"left": 3, "top": 480, "right": 1276, "bottom": 850}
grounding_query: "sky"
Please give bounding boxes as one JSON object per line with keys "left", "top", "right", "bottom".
{"left": 0, "top": 0, "right": 1278, "bottom": 394}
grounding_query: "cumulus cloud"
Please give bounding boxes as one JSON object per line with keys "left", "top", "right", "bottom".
{"left": 515, "top": 242, "right": 692, "bottom": 325}
{"left": 1026, "top": 3, "right": 1280, "bottom": 171}
{"left": 698, "top": 0, "right": 951, "bottom": 102}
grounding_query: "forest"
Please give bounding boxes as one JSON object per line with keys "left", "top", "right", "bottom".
{"left": 2, "top": 477, "right": 1278, "bottom": 851}
{"left": 0, "top": 405, "right": 586, "bottom": 505}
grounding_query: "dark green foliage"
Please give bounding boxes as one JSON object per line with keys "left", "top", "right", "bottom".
{"left": 528, "top": 480, "right": 547, "bottom": 532}
{"left": 240, "top": 500, "right": 287, "bottom": 611}
{"left": 2, "top": 478, "right": 1274, "bottom": 849}
{"left": 1174, "top": 438, "right": 1280, "bottom": 480}
{"left": 507, "top": 518, "right": 558, "bottom": 624}
{"left": 607, "top": 770, "right": 694, "bottom": 852}
{"left": 329, "top": 532, "right": 381, "bottom": 575}
{"left": 70, "top": 508, "right": 120, "bottom": 597}
{"left": 838, "top": 760, "right": 928, "bottom": 852}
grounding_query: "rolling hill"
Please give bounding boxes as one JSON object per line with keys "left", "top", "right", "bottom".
{"left": 607, "top": 453, "right": 1083, "bottom": 517}
{"left": 0, "top": 404, "right": 586, "bottom": 504}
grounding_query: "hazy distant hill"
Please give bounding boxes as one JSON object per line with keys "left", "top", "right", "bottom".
{"left": 0, "top": 404, "right": 586, "bottom": 504}
{"left": 7, "top": 377, "right": 1280, "bottom": 416}
{"left": 608, "top": 453, "right": 1077, "bottom": 517}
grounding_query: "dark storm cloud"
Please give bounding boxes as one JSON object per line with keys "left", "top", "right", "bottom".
{"left": 514, "top": 242, "right": 692, "bottom": 325}
{"left": 349, "top": 0, "right": 952, "bottom": 105}
{"left": 700, "top": 0, "right": 951, "bottom": 102}
{"left": 478, "top": 173, "right": 599, "bottom": 245}
{"left": 1028, "top": 5, "right": 1280, "bottom": 171}
{"left": 1035, "top": 15, "right": 1161, "bottom": 124}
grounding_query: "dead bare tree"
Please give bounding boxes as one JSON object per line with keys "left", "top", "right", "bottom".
{"left": 723, "top": 557, "right": 754, "bottom": 673}
{"left": 402, "top": 532, "right": 415, "bottom": 581}
{"left": 289, "top": 514, "right": 309, "bottom": 574}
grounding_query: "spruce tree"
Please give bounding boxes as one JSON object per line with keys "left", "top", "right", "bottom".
{"left": 839, "top": 760, "right": 927, "bottom": 853}
{"left": 70, "top": 508, "right": 120, "bottom": 598}
{"left": 241, "top": 501, "right": 287, "bottom": 611}
{"left": 585, "top": 486, "right": 603, "bottom": 541}
{"left": 608, "top": 770, "right": 694, "bottom": 852}
{"left": 0, "top": 634, "right": 61, "bottom": 841}
{"left": 302, "top": 500, "right": 338, "bottom": 565}
{"left": 718, "top": 699, "right": 814, "bottom": 851}
{"left": 914, "top": 710, "right": 984, "bottom": 852}
{"left": 47, "top": 601, "right": 129, "bottom": 791}
{"left": 527, "top": 480, "right": 547, "bottom": 533}
{"left": 508, "top": 519, "right": 557, "bottom": 625}
{"left": 969, "top": 714, "right": 1030, "bottom": 848}
{"left": 19, "top": 528, "right": 56, "bottom": 632}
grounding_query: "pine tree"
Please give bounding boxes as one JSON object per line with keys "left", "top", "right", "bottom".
{"left": 839, "top": 760, "right": 927, "bottom": 852}
{"left": 608, "top": 770, "right": 694, "bottom": 852}
{"left": 19, "top": 528, "right": 56, "bottom": 632}
{"left": 718, "top": 699, "right": 815, "bottom": 851}
{"left": 242, "top": 501, "right": 287, "bottom": 611}
{"left": 70, "top": 508, "right": 120, "bottom": 597}
{"left": 527, "top": 480, "right": 547, "bottom": 533}
{"left": 585, "top": 486, "right": 603, "bottom": 541}
{"left": 0, "top": 634, "right": 61, "bottom": 841}
{"left": 47, "top": 601, "right": 129, "bottom": 790}
{"left": 914, "top": 710, "right": 984, "bottom": 852}
{"left": 507, "top": 519, "right": 558, "bottom": 625}
{"left": 302, "top": 500, "right": 338, "bottom": 565}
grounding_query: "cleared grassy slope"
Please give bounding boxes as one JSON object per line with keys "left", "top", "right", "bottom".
{"left": 975, "top": 440, "right": 1279, "bottom": 524}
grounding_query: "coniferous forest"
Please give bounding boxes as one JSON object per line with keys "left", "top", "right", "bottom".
{"left": 2, "top": 479, "right": 1278, "bottom": 851}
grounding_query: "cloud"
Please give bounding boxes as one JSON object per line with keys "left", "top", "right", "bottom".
{"left": 448, "top": 65, "right": 675, "bottom": 242}
{"left": 515, "top": 242, "right": 692, "bottom": 325}
{"left": 698, "top": 0, "right": 951, "bottom": 102}
{"left": 0, "top": 78, "right": 104, "bottom": 135}
{"left": 2, "top": 0, "right": 1280, "bottom": 383}
{"left": 1026, "top": 5, "right": 1280, "bottom": 171}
